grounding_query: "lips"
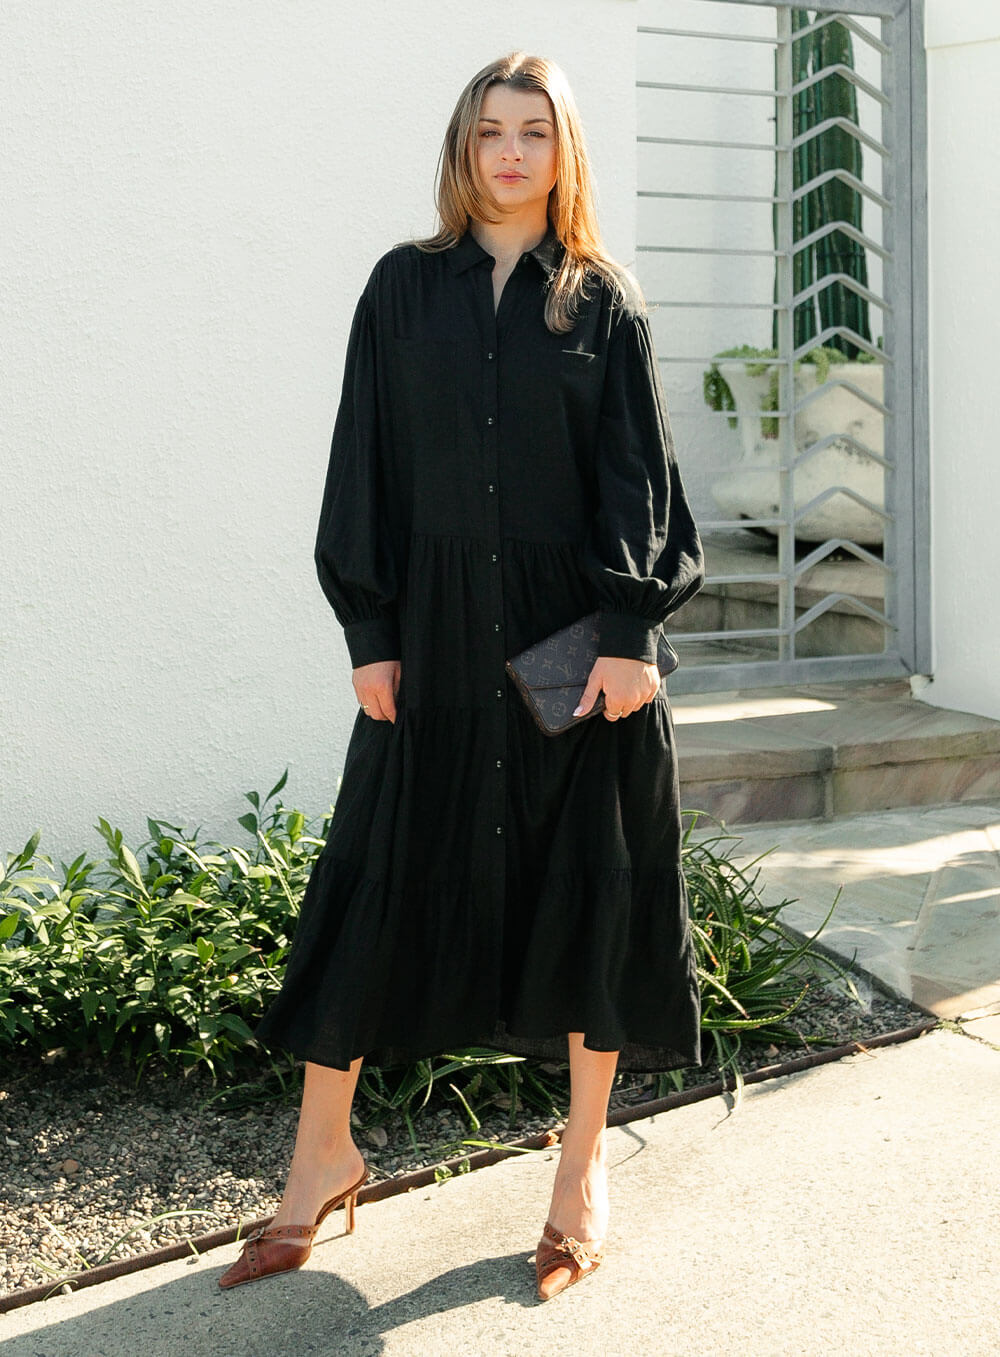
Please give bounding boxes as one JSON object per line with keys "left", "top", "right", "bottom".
{"left": 497, "top": 172, "right": 527, "bottom": 182}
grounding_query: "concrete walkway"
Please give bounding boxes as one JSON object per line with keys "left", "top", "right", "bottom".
{"left": 2, "top": 801, "right": 999, "bottom": 1356}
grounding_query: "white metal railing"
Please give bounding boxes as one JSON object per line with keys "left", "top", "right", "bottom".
{"left": 636, "top": 0, "right": 929, "bottom": 692}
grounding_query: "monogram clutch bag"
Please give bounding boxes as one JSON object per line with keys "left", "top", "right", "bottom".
{"left": 505, "top": 611, "right": 679, "bottom": 737}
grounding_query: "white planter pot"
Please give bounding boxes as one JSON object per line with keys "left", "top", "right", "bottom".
{"left": 710, "top": 359, "right": 886, "bottom": 545}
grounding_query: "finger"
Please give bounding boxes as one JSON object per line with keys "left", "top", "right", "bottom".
{"left": 609, "top": 697, "right": 642, "bottom": 720}
{"left": 358, "top": 690, "right": 389, "bottom": 721}
{"left": 381, "top": 682, "right": 397, "bottom": 724}
{"left": 573, "top": 670, "right": 604, "bottom": 718}
{"left": 601, "top": 692, "right": 624, "bottom": 721}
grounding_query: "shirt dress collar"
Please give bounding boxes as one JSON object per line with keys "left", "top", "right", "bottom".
{"left": 447, "top": 224, "right": 564, "bottom": 279}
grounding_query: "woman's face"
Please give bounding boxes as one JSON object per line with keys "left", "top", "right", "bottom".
{"left": 474, "top": 84, "right": 558, "bottom": 215}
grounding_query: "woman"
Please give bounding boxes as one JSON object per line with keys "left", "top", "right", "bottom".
{"left": 221, "top": 51, "right": 705, "bottom": 1300}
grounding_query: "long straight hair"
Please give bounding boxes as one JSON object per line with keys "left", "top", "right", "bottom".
{"left": 416, "top": 52, "right": 631, "bottom": 334}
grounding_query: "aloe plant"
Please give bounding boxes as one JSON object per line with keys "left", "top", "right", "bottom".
{"left": 774, "top": 9, "right": 873, "bottom": 357}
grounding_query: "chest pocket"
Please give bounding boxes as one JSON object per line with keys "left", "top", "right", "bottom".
{"left": 558, "top": 347, "right": 603, "bottom": 427}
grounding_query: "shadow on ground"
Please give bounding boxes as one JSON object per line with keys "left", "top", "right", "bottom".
{"left": 0, "top": 1246, "right": 540, "bottom": 1357}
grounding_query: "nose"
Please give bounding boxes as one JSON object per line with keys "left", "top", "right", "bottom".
{"left": 499, "top": 132, "right": 523, "bottom": 161}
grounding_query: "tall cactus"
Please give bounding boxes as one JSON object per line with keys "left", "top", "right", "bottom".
{"left": 773, "top": 10, "right": 872, "bottom": 357}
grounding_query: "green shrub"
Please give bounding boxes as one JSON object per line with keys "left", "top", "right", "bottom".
{"left": 0, "top": 772, "right": 323, "bottom": 1080}
{"left": 1, "top": 782, "right": 850, "bottom": 1109}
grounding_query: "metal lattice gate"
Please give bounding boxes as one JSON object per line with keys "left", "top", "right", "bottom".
{"left": 636, "top": 0, "right": 929, "bottom": 693}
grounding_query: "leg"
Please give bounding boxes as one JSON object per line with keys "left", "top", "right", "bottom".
{"left": 271, "top": 1056, "right": 366, "bottom": 1228}
{"left": 544, "top": 1033, "right": 618, "bottom": 1242}
{"left": 218, "top": 1058, "right": 367, "bottom": 1290}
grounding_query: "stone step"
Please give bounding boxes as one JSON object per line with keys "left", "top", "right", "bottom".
{"left": 672, "top": 677, "right": 1000, "bottom": 825}
{"left": 670, "top": 528, "right": 887, "bottom": 657}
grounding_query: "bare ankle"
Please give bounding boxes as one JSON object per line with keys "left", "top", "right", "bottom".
{"left": 293, "top": 1135, "right": 362, "bottom": 1167}
{"left": 558, "top": 1126, "right": 606, "bottom": 1165}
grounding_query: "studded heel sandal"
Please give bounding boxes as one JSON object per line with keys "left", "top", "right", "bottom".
{"left": 533, "top": 1220, "right": 605, "bottom": 1301}
{"left": 218, "top": 1162, "right": 369, "bottom": 1290}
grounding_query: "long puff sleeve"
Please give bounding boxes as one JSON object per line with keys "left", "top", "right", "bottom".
{"left": 581, "top": 306, "right": 705, "bottom": 664}
{"left": 314, "top": 289, "right": 400, "bottom": 668}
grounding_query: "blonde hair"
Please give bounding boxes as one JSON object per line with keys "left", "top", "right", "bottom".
{"left": 416, "top": 52, "right": 632, "bottom": 334}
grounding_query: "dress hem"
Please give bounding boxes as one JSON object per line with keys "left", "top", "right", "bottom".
{"left": 253, "top": 1016, "right": 702, "bottom": 1077}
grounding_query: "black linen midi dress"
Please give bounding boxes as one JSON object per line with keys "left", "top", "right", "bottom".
{"left": 255, "top": 228, "right": 706, "bottom": 1074}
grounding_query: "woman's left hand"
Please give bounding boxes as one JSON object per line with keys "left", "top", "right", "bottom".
{"left": 574, "top": 657, "right": 661, "bottom": 722}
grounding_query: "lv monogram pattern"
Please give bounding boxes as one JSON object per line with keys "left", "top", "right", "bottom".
{"left": 506, "top": 612, "right": 679, "bottom": 737}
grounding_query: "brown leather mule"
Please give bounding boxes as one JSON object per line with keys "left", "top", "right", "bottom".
{"left": 218, "top": 1162, "right": 369, "bottom": 1290}
{"left": 534, "top": 1220, "right": 605, "bottom": 1301}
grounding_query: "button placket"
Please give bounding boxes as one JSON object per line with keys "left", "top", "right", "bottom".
{"left": 481, "top": 275, "right": 507, "bottom": 877}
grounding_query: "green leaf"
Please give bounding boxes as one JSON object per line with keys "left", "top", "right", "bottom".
{"left": 237, "top": 813, "right": 258, "bottom": 835}
{"left": 0, "top": 913, "right": 20, "bottom": 942}
{"left": 81, "top": 990, "right": 101, "bottom": 1023}
{"left": 19, "top": 830, "right": 42, "bottom": 865}
{"left": 119, "top": 845, "right": 148, "bottom": 892}
{"left": 266, "top": 770, "right": 289, "bottom": 803}
{"left": 219, "top": 944, "right": 255, "bottom": 965}
{"left": 216, "top": 1013, "right": 255, "bottom": 1041}
{"left": 196, "top": 937, "right": 215, "bottom": 964}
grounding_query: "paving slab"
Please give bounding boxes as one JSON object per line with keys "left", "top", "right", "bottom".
{"left": 726, "top": 801, "right": 1000, "bottom": 1019}
{"left": 962, "top": 1014, "right": 1000, "bottom": 1045}
{"left": 2, "top": 1029, "right": 997, "bottom": 1357}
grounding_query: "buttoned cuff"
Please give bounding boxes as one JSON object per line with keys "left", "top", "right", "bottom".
{"left": 597, "top": 612, "right": 661, "bottom": 665}
{"left": 344, "top": 615, "right": 400, "bottom": 668}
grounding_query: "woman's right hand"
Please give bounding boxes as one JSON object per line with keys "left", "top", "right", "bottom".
{"left": 353, "top": 659, "right": 401, "bottom": 723}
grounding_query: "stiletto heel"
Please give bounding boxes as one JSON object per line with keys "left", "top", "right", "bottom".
{"left": 218, "top": 1161, "right": 369, "bottom": 1290}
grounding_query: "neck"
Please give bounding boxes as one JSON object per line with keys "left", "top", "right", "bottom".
{"left": 469, "top": 206, "right": 550, "bottom": 266}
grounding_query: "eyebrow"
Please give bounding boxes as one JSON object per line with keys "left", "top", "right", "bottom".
{"left": 478, "top": 116, "right": 554, "bottom": 126}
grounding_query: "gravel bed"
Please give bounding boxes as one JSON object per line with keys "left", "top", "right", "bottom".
{"left": 1, "top": 977, "right": 929, "bottom": 1297}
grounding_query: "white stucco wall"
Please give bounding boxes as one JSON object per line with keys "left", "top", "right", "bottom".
{"left": 917, "top": 2, "right": 1000, "bottom": 720}
{"left": 1, "top": 0, "right": 638, "bottom": 858}
{"left": 6, "top": 0, "right": 995, "bottom": 856}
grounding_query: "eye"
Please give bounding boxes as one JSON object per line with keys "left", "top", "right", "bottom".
{"left": 478, "top": 127, "right": 501, "bottom": 138}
